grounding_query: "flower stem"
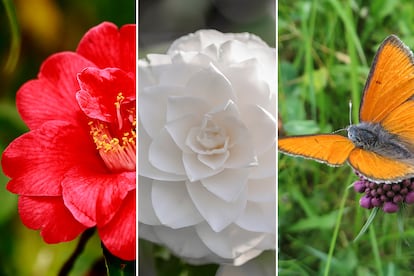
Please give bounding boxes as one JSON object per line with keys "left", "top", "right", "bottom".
{"left": 58, "top": 228, "right": 95, "bottom": 276}
{"left": 323, "top": 185, "right": 349, "bottom": 276}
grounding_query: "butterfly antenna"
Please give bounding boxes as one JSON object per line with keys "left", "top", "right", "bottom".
{"left": 332, "top": 100, "right": 353, "bottom": 135}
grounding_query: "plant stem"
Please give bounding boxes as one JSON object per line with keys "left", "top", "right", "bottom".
{"left": 58, "top": 228, "right": 95, "bottom": 276}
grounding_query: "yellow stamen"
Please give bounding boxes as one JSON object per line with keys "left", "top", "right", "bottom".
{"left": 88, "top": 92, "right": 136, "bottom": 172}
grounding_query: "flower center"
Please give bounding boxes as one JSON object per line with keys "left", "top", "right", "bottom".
{"left": 197, "top": 116, "right": 228, "bottom": 152}
{"left": 89, "top": 92, "right": 136, "bottom": 172}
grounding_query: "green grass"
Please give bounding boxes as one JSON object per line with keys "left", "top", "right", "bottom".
{"left": 279, "top": 1, "right": 414, "bottom": 275}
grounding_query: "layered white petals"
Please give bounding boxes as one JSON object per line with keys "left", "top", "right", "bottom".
{"left": 241, "top": 105, "right": 276, "bottom": 154}
{"left": 149, "top": 128, "right": 186, "bottom": 175}
{"left": 138, "top": 177, "right": 161, "bottom": 225}
{"left": 235, "top": 201, "right": 276, "bottom": 233}
{"left": 183, "top": 153, "right": 224, "bottom": 182}
{"left": 187, "top": 180, "right": 247, "bottom": 232}
{"left": 139, "top": 29, "right": 276, "bottom": 265}
{"left": 196, "top": 223, "right": 265, "bottom": 261}
{"left": 249, "top": 143, "right": 276, "bottom": 179}
{"left": 138, "top": 126, "right": 186, "bottom": 181}
{"left": 201, "top": 169, "right": 249, "bottom": 202}
{"left": 152, "top": 180, "right": 203, "bottom": 228}
{"left": 246, "top": 177, "right": 276, "bottom": 203}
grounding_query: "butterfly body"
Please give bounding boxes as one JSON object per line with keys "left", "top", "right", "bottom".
{"left": 348, "top": 122, "right": 414, "bottom": 159}
{"left": 279, "top": 35, "right": 414, "bottom": 183}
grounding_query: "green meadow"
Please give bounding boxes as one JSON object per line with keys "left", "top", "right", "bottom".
{"left": 279, "top": 1, "right": 414, "bottom": 275}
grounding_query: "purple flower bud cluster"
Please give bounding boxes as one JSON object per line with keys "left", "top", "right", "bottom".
{"left": 353, "top": 176, "right": 414, "bottom": 213}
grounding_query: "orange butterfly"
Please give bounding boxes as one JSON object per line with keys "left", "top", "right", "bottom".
{"left": 278, "top": 35, "right": 414, "bottom": 183}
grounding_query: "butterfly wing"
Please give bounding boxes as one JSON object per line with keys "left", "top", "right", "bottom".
{"left": 348, "top": 148, "right": 414, "bottom": 183}
{"left": 278, "top": 134, "right": 355, "bottom": 166}
{"left": 360, "top": 35, "right": 414, "bottom": 123}
{"left": 381, "top": 100, "right": 414, "bottom": 146}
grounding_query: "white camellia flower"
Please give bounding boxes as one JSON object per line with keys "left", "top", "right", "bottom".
{"left": 139, "top": 29, "right": 276, "bottom": 266}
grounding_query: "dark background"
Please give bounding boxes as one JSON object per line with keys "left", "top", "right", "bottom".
{"left": 139, "top": 0, "right": 275, "bottom": 56}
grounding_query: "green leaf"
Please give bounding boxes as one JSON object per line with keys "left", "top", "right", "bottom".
{"left": 353, "top": 208, "right": 379, "bottom": 242}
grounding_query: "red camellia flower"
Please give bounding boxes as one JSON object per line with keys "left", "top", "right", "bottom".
{"left": 1, "top": 22, "right": 136, "bottom": 260}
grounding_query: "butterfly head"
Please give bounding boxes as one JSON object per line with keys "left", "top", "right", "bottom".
{"left": 347, "top": 123, "right": 379, "bottom": 149}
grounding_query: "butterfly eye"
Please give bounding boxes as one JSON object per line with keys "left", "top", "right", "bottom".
{"left": 347, "top": 126, "right": 358, "bottom": 142}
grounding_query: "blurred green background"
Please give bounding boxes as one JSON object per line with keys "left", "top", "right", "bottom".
{"left": 139, "top": 0, "right": 275, "bottom": 275}
{"left": 279, "top": 0, "right": 414, "bottom": 275}
{"left": 0, "top": 0, "right": 134, "bottom": 275}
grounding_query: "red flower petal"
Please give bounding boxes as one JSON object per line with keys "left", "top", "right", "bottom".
{"left": 2, "top": 120, "right": 102, "bottom": 196}
{"left": 17, "top": 52, "right": 95, "bottom": 129}
{"left": 77, "top": 22, "right": 136, "bottom": 73}
{"left": 76, "top": 67, "right": 135, "bottom": 122}
{"left": 99, "top": 190, "right": 136, "bottom": 261}
{"left": 18, "top": 196, "right": 88, "bottom": 243}
{"left": 62, "top": 168, "right": 135, "bottom": 227}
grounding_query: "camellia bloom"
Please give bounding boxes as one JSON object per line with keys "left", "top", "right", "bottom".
{"left": 139, "top": 30, "right": 276, "bottom": 265}
{"left": 1, "top": 22, "right": 136, "bottom": 260}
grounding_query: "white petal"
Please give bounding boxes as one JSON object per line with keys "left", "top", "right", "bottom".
{"left": 187, "top": 52, "right": 215, "bottom": 67}
{"left": 138, "top": 177, "right": 161, "bottom": 225}
{"left": 167, "top": 30, "right": 222, "bottom": 53}
{"left": 250, "top": 48, "right": 276, "bottom": 92}
{"left": 198, "top": 43, "right": 219, "bottom": 61}
{"left": 139, "top": 124, "right": 186, "bottom": 181}
{"left": 138, "top": 63, "right": 156, "bottom": 88}
{"left": 146, "top": 53, "right": 172, "bottom": 65}
{"left": 183, "top": 152, "right": 223, "bottom": 182}
{"left": 249, "top": 142, "right": 276, "bottom": 179}
{"left": 235, "top": 201, "right": 275, "bottom": 233}
{"left": 138, "top": 224, "right": 161, "bottom": 244}
{"left": 196, "top": 223, "right": 265, "bottom": 260}
{"left": 171, "top": 52, "right": 197, "bottom": 64}
{"left": 240, "top": 105, "right": 276, "bottom": 154}
{"left": 166, "top": 96, "right": 209, "bottom": 121}
{"left": 187, "top": 181, "right": 247, "bottom": 231}
{"left": 165, "top": 115, "right": 201, "bottom": 153}
{"left": 255, "top": 233, "right": 276, "bottom": 251}
{"left": 220, "top": 40, "right": 257, "bottom": 64}
{"left": 246, "top": 177, "right": 276, "bottom": 203}
{"left": 201, "top": 169, "right": 249, "bottom": 202}
{"left": 153, "top": 225, "right": 213, "bottom": 259}
{"left": 139, "top": 85, "right": 185, "bottom": 138}
{"left": 152, "top": 180, "right": 204, "bottom": 228}
{"left": 186, "top": 64, "right": 236, "bottom": 107}
{"left": 157, "top": 63, "right": 200, "bottom": 87}
{"left": 208, "top": 99, "right": 240, "bottom": 117}
{"left": 224, "top": 59, "right": 273, "bottom": 110}
{"left": 149, "top": 128, "right": 186, "bottom": 175}
{"left": 198, "top": 151, "right": 229, "bottom": 170}
{"left": 225, "top": 140, "right": 257, "bottom": 169}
